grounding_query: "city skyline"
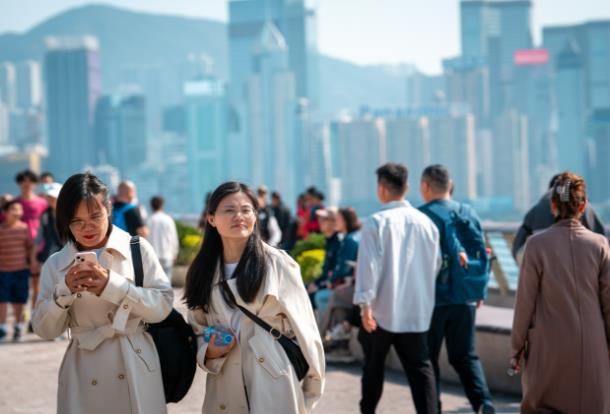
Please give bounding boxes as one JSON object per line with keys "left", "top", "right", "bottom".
{"left": 1, "top": 0, "right": 610, "bottom": 220}
{"left": 1, "top": 0, "right": 610, "bottom": 74}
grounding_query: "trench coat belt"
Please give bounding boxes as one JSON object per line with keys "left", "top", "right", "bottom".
{"left": 71, "top": 318, "right": 144, "bottom": 351}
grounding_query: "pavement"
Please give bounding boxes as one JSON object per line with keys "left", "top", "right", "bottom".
{"left": 0, "top": 289, "right": 521, "bottom": 413}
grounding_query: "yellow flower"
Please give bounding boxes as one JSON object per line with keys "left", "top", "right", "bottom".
{"left": 182, "top": 234, "right": 203, "bottom": 248}
{"left": 296, "top": 249, "right": 325, "bottom": 284}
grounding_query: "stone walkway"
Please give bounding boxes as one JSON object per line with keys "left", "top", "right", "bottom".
{"left": 0, "top": 289, "right": 520, "bottom": 413}
{"left": 0, "top": 333, "right": 520, "bottom": 413}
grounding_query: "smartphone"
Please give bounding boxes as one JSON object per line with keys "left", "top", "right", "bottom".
{"left": 74, "top": 251, "right": 98, "bottom": 265}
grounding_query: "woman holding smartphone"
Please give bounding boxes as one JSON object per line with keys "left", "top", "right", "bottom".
{"left": 184, "top": 181, "right": 325, "bottom": 414}
{"left": 32, "top": 173, "right": 173, "bottom": 414}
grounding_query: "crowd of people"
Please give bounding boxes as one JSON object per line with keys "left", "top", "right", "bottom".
{"left": 0, "top": 170, "right": 180, "bottom": 344}
{"left": 1, "top": 163, "right": 609, "bottom": 414}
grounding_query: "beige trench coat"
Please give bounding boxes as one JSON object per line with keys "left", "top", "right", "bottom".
{"left": 32, "top": 226, "right": 174, "bottom": 414}
{"left": 511, "top": 219, "right": 610, "bottom": 414}
{"left": 188, "top": 245, "right": 325, "bottom": 414}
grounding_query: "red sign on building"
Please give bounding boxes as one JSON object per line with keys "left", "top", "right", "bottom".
{"left": 514, "top": 49, "right": 550, "bottom": 66}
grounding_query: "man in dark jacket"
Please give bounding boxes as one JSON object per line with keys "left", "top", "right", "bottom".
{"left": 271, "top": 191, "right": 294, "bottom": 249}
{"left": 512, "top": 174, "right": 606, "bottom": 261}
{"left": 419, "top": 165, "right": 495, "bottom": 414}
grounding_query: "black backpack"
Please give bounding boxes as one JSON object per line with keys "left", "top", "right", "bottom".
{"left": 130, "top": 236, "right": 197, "bottom": 403}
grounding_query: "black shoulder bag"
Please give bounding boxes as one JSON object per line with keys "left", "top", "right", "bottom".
{"left": 220, "top": 280, "right": 310, "bottom": 381}
{"left": 130, "top": 236, "right": 197, "bottom": 403}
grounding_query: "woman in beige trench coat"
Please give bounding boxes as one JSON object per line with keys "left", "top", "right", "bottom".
{"left": 32, "top": 173, "right": 173, "bottom": 414}
{"left": 184, "top": 181, "right": 325, "bottom": 414}
{"left": 511, "top": 172, "right": 610, "bottom": 414}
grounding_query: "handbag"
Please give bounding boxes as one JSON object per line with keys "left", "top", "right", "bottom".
{"left": 220, "top": 280, "right": 310, "bottom": 381}
{"left": 130, "top": 236, "right": 197, "bottom": 403}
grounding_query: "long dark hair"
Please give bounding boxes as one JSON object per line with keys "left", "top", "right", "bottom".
{"left": 55, "top": 172, "right": 112, "bottom": 245}
{"left": 184, "top": 182, "right": 268, "bottom": 312}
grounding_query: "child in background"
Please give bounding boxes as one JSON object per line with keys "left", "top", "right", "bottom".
{"left": 0, "top": 200, "right": 36, "bottom": 341}
{"left": 0, "top": 194, "right": 14, "bottom": 223}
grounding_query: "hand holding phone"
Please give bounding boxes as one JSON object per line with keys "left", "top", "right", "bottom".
{"left": 66, "top": 252, "right": 109, "bottom": 295}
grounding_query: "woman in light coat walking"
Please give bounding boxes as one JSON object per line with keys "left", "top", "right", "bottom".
{"left": 511, "top": 172, "right": 610, "bottom": 414}
{"left": 32, "top": 173, "right": 173, "bottom": 414}
{"left": 184, "top": 181, "right": 325, "bottom": 414}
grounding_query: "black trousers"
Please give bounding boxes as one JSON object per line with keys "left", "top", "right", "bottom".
{"left": 358, "top": 327, "right": 437, "bottom": 414}
{"left": 428, "top": 305, "right": 492, "bottom": 413}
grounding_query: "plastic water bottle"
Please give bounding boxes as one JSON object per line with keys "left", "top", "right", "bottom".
{"left": 203, "top": 326, "right": 234, "bottom": 346}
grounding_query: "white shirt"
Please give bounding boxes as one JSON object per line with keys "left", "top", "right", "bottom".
{"left": 354, "top": 200, "right": 441, "bottom": 333}
{"left": 146, "top": 211, "right": 179, "bottom": 262}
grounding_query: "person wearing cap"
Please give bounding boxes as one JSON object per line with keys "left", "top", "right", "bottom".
{"left": 307, "top": 207, "right": 342, "bottom": 314}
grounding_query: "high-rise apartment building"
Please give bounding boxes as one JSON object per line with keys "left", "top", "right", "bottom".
{"left": 44, "top": 36, "right": 101, "bottom": 180}
{"left": 184, "top": 76, "right": 227, "bottom": 213}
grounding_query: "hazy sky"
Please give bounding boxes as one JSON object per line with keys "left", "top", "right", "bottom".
{"left": 1, "top": 0, "right": 609, "bottom": 74}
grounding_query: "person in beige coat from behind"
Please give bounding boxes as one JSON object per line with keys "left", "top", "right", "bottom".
{"left": 510, "top": 172, "right": 610, "bottom": 414}
{"left": 32, "top": 173, "right": 173, "bottom": 414}
{"left": 184, "top": 181, "right": 325, "bottom": 414}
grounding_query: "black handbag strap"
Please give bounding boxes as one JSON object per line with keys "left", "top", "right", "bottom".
{"left": 130, "top": 236, "right": 144, "bottom": 288}
{"left": 220, "top": 280, "right": 284, "bottom": 340}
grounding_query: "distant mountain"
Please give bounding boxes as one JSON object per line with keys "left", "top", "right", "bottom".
{"left": 0, "top": 4, "right": 411, "bottom": 113}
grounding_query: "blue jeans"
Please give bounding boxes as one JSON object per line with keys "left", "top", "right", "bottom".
{"left": 314, "top": 288, "right": 332, "bottom": 317}
{"left": 428, "top": 304, "right": 492, "bottom": 413}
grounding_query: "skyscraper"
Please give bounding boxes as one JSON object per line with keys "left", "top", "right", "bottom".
{"left": 184, "top": 76, "right": 227, "bottom": 213}
{"left": 513, "top": 49, "right": 557, "bottom": 197}
{"left": 443, "top": 56, "right": 490, "bottom": 126}
{"left": 460, "top": 0, "right": 496, "bottom": 60}
{"left": 293, "top": 101, "right": 332, "bottom": 203}
{"left": 384, "top": 115, "right": 430, "bottom": 188}
{"left": 229, "top": 0, "right": 319, "bottom": 106}
{"left": 15, "top": 61, "right": 42, "bottom": 109}
{"left": 0, "top": 103, "right": 8, "bottom": 145}
{"left": 493, "top": 110, "right": 530, "bottom": 211}
{"left": 0, "top": 63, "right": 16, "bottom": 108}
{"left": 227, "top": 0, "right": 319, "bottom": 185}
{"left": 543, "top": 20, "right": 610, "bottom": 111}
{"left": 589, "top": 109, "right": 610, "bottom": 203}
{"left": 555, "top": 39, "right": 587, "bottom": 176}
{"left": 117, "top": 94, "right": 148, "bottom": 175}
{"left": 427, "top": 113, "right": 478, "bottom": 201}
{"left": 93, "top": 95, "right": 120, "bottom": 166}
{"left": 331, "top": 116, "right": 385, "bottom": 215}
{"left": 246, "top": 22, "right": 297, "bottom": 203}
{"left": 460, "top": 1, "right": 533, "bottom": 113}
{"left": 44, "top": 36, "right": 101, "bottom": 180}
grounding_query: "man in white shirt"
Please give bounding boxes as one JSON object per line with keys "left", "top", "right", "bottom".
{"left": 354, "top": 163, "right": 441, "bottom": 414}
{"left": 147, "top": 196, "right": 179, "bottom": 279}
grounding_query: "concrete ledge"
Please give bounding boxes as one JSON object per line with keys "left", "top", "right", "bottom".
{"left": 485, "top": 287, "right": 516, "bottom": 309}
{"left": 348, "top": 305, "right": 521, "bottom": 396}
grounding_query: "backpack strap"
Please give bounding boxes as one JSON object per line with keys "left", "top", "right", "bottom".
{"left": 130, "top": 236, "right": 144, "bottom": 288}
{"left": 422, "top": 202, "right": 452, "bottom": 251}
